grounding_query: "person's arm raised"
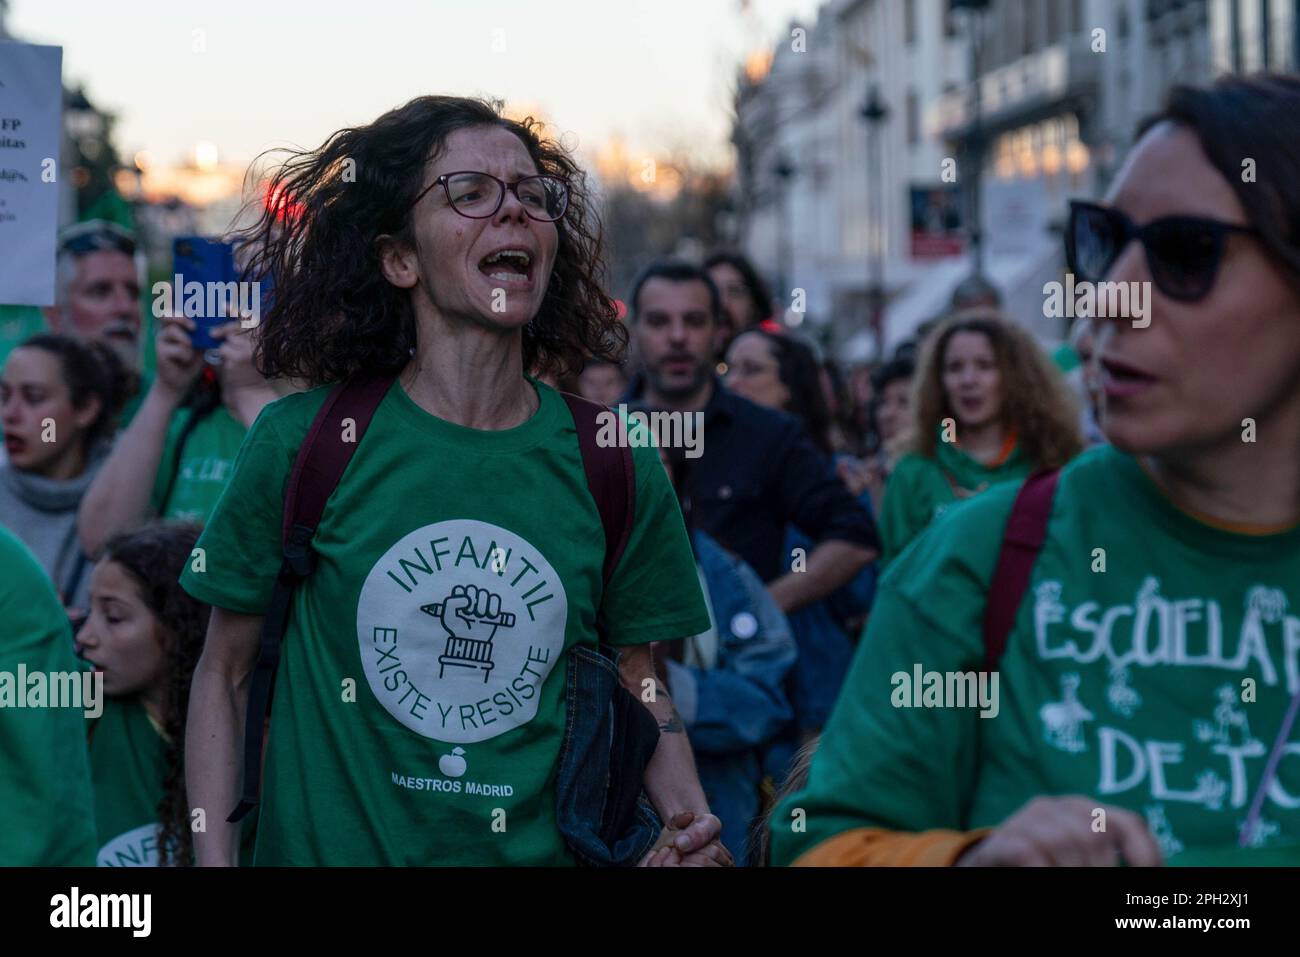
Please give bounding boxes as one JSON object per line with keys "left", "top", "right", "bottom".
{"left": 186, "top": 606, "right": 261, "bottom": 866}
{"left": 77, "top": 316, "right": 203, "bottom": 556}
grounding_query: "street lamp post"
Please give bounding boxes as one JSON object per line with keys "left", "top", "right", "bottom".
{"left": 953, "top": 0, "right": 991, "bottom": 287}
{"left": 773, "top": 156, "right": 796, "bottom": 315}
{"left": 860, "top": 85, "right": 889, "bottom": 360}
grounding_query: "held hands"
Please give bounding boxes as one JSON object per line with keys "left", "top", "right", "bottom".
{"left": 638, "top": 811, "right": 734, "bottom": 867}
{"left": 956, "top": 796, "right": 1163, "bottom": 867}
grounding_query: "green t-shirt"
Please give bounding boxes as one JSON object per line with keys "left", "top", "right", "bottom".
{"left": 0, "top": 527, "right": 98, "bottom": 865}
{"left": 149, "top": 403, "right": 248, "bottom": 523}
{"left": 180, "top": 378, "right": 710, "bottom": 865}
{"left": 0, "top": 304, "right": 47, "bottom": 367}
{"left": 88, "top": 695, "right": 256, "bottom": 866}
{"left": 879, "top": 435, "right": 1031, "bottom": 564}
{"left": 89, "top": 696, "right": 169, "bottom": 866}
{"left": 772, "top": 444, "right": 1300, "bottom": 866}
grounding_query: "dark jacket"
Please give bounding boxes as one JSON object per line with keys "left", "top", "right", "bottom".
{"left": 623, "top": 377, "right": 879, "bottom": 582}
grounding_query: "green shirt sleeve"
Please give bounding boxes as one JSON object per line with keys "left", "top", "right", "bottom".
{"left": 878, "top": 454, "right": 939, "bottom": 565}
{"left": 600, "top": 441, "right": 711, "bottom": 646}
{"left": 0, "top": 529, "right": 98, "bottom": 865}
{"left": 180, "top": 402, "right": 295, "bottom": 613}
{"left": 769, "top": 484, "right": 1017, "bottom": 865}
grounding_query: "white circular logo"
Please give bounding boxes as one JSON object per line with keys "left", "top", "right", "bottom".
{"left": 357, "top": 519, "right": 568, "bottom": 743}
{"left": 97, "top": 823, "right": 162, "bottom": 867}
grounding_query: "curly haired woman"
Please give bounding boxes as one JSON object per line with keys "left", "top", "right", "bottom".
{"left": 878, "top": 312, "right": 1083, "bottom": 564}
{"left": 181, "top": 96, "right": 723, "bottom": 866}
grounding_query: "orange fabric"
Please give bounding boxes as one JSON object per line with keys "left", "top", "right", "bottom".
{"left": 952, "top": 429, "right": 1018, "bottom": 469}
{"left": 988, "top": 429, "right": 1019, "bottom": 468}
{"left": 792, "top": 827, "right": 993, "bottom": 867}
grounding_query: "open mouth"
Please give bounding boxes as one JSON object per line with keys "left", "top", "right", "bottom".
{"left": 1101, "top": 356, "right": 1158, "bottom": 398}
{"left": 478, "top": 248, "right": 534, "bottom": 285}
{"left": 3, "top": 433, "right": 25, "bottom": 456}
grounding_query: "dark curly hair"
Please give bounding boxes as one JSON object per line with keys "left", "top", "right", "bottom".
{"left": 101, "top": 521, "right": 210, "bottom": 867}
{"left": 733, "top": 328, "right": 835, "bottom": 457}
{"left": 15, "top": 333, "right": 131, "bottom": 453}
{"left": 236, "top": 95, "right": 624, "bottom": 386}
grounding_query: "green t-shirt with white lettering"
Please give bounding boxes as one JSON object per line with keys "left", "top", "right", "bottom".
{"left": 180, "top": 378, "right": 710, "bottom": 865}
{"left": 88, "top": 695, "right": 256, "bottom": 866}
{"left": 149, "top": 403, "right": 247, "bottom": 523}
{"left": 879, "top": 434, "right": 1031, "bottom": 564}
{"left": 772, "top": 444, "right": 1300, "bottom": 866}
{"left": 0, "top": 527, "right": 97, "bottom": 865}
{"left": 89, "top": 696, "right": 169, "bottom": 866}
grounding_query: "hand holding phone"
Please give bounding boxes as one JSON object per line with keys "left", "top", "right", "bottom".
{"left": 172, "top": 236, "right": 237, "bottom": 349}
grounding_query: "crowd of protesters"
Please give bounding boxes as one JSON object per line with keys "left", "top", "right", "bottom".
{"left": 1, "top": 72, "right": 1298, "bottom": 868}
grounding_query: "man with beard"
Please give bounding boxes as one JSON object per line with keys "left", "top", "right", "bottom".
{"left": 42, "top": 221, "right": 148, "bottom": 419}
{"left": 623, "top": 260, "right": 878, "bottom": 615}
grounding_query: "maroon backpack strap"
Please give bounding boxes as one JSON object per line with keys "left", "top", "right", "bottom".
{"left": 981, "top": 468, "right": 1061, "bottom": 673}
{"left": 229, "top": 373, "right": 395, "bottom": 823}
{"left": 561, "top": 393, "right": 635, "bottom": 589}
{"left": 282, "top": 374, "right": 396, "bottom": 545}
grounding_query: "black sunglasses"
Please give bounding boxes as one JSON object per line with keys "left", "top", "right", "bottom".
{"left": 1066, "top": 200, "right": 1259, "bottom": 303}
{"left": 58, "top": 222, "right": 137, "bottom": 257}
{"left": 410, "top": 170, "right": 569, "bottom": 222}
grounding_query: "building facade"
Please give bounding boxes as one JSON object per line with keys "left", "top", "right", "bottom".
{"left": 733, "top": 0, "right": 1298, "bottom": 359}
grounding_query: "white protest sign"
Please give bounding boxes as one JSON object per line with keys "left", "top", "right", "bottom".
{"left": 0, "top": 41, "right": 63, "bottom": 306}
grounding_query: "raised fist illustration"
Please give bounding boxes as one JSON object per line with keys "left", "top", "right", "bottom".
{"left": 421, "top": 584, "right": 515, "bottom": 641}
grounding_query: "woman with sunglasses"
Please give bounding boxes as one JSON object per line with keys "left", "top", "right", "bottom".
{"left": 771, "top": 74, "right": 1300, "bottom": 867}
{"left": 181, "top": 96, "right": 725, "bottom": 866}
{"left": 876, "top": 311, "right": 1082, "bottom": 565}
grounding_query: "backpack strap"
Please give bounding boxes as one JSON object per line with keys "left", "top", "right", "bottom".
{"left": 981, "top": 468, "right": 1061, "bottom": 673}
{"left": 560, "top": 393, "right": 635, "bottom": 640}
{"left": 228, "top": 373, "right": 395, "bottom": 823}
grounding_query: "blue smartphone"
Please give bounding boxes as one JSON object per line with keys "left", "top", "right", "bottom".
{"left": 172, "top": 236, "right": 236, "bottom": 349}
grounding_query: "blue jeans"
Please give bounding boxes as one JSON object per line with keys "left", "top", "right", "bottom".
{"left": 554, "top": 643, "right": 663, "bottom": 866}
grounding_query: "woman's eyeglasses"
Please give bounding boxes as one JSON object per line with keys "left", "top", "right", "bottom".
{"left": 411, "top": 170, "right": 569, "bottom": 222}
{"left": 1066, "top": 200, "right": 1259, "bottom": 303}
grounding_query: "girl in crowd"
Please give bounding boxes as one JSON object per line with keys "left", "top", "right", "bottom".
{"left": 78, "top": 522, "right": 225, "bottom": 866}
{"left": 705, "top": 249, "right": 773, "bottom": 357}
{"left": 0, "top": 334, "right": 128, "bottom": 613}
{"left": 877, "top": 311, "right": 1082, "bottom": 564}
{"left": 724, "top": 328, "right": 876, "bottom": 777}
{"left": 183, "top": 95, "right": 724, "bottom": 866}
{"left": 861, "top": 356, "right": 915, "bottom": 513}
{"left": 772, "top": 74, "right": 1300, "bottom": 867}
{"left": 575, "top": 357, "right": 627, "bottom": 407}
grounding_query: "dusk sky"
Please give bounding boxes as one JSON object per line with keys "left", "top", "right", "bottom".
{"left": 12, "top": 0, "right": 822, "bottom": 169}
